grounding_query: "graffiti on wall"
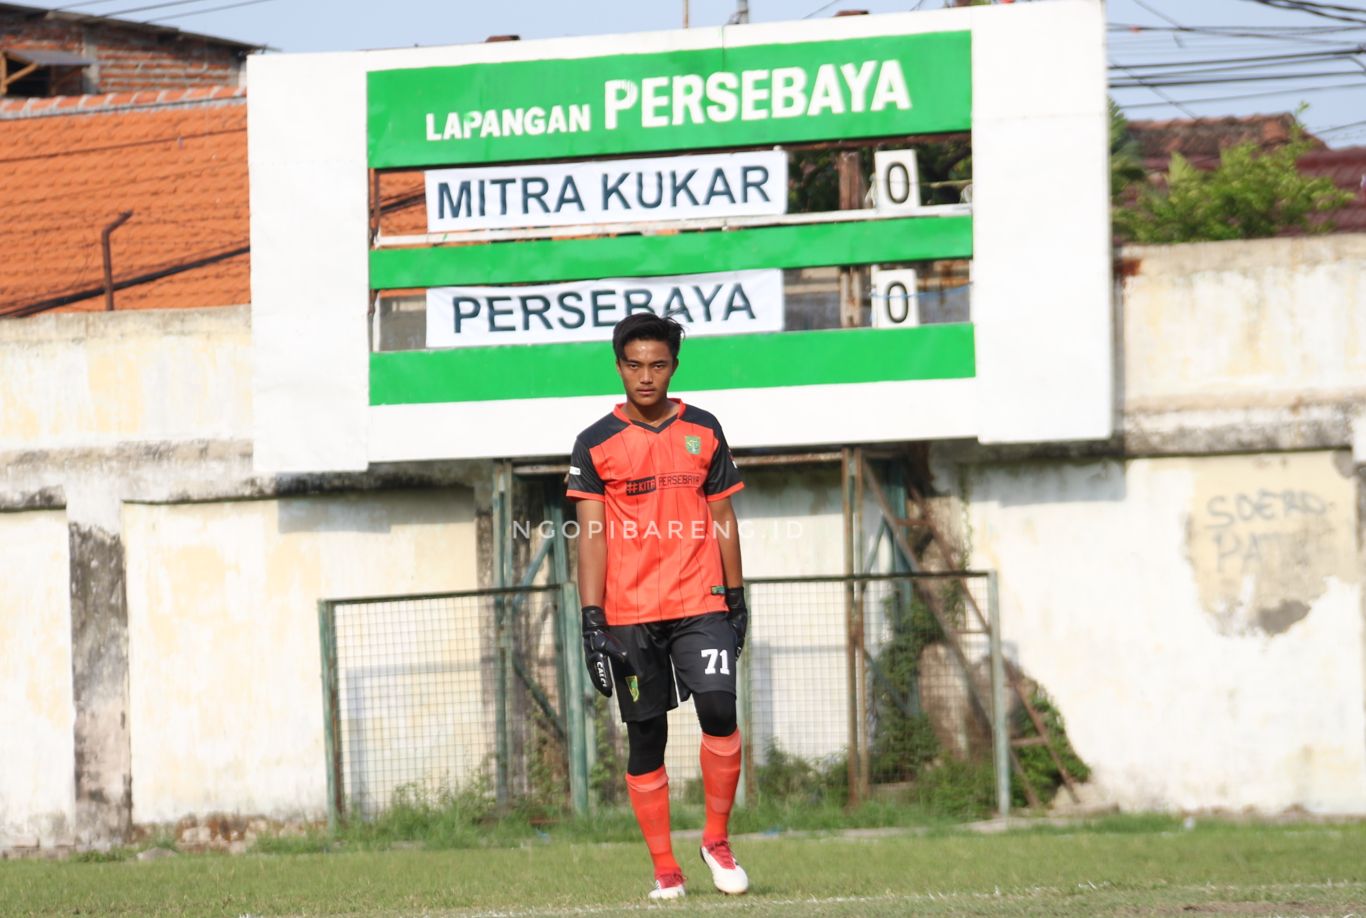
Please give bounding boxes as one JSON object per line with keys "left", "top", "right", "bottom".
{"left": 1187, "top": 452, "right": 1356, "bottom": 636}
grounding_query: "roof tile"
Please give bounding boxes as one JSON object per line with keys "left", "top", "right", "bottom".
{"left": 0, "top": 89, "right": 248, "bottom": 316}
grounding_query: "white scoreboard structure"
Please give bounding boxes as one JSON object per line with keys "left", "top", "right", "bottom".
{"left": 248, "top": 1, "right": 1110, "bottom": 472}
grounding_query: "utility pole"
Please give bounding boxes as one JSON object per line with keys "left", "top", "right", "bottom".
{"left": 683, "top": 0, "right": 689, "bottom": 27}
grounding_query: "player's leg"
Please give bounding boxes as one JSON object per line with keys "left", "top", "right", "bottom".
{"left": 670, "top": 614, "right": 749, "bottom": 895}
{"left": 611, "top": 623, "right": 685, "bottom": 899}
{"left": 694, "top": 691, "right": 742, "bottom": 845}
{"left": 623, "top": 716, "right": 684, "bottom": 899}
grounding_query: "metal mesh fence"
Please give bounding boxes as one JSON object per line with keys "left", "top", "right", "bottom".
{"left": 321, "top": 585, "right": 568, "bottom": 821}
{"left": 748, "top": 573, "right": 995, "bottom": 799}
{"left": 319, "top": 572, "right": 1003, "bottom": 820}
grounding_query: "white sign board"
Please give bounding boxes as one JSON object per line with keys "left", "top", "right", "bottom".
{"left": 873, "top": 149, "right": 922, "bottom": 212}
{"left": 426, "top": 270, "right": 785, "bottom": 348}
{"left": 871, "top": 267, "right": 920, "bottom": 327}
{"left": 424, "top": 150, "right": 788, "bottom": 232}
{"left": 249, "top": 3, "right": 1112, "bottom": 471}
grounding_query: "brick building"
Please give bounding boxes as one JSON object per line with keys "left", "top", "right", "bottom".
{"left": 0, "top": 2, "right": 258, "bottom": 97}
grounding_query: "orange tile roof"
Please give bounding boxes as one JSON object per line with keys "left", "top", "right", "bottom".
{"left": 0, "top": 88, "right": 248, "bottom": 316}
{"left": 1127, "top": 114, "right": 1326, "bottom": 171}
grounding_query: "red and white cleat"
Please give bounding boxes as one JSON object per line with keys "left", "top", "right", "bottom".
{"left": 700, "top": 840, "right": 749, "bottom": 895}
{"left": 648, "top": 870, "right": 687, "bottom": 900}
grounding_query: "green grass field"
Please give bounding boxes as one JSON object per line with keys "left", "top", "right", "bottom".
{"left": 2, "top": 817, "right": 1364, "bottom": 917}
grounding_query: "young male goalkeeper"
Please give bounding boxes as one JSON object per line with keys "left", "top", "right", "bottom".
{"left": 565, "top": 313, "right": 749, "bottom": 900}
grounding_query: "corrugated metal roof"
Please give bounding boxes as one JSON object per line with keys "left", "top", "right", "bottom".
{"left": 5, "top": 47, "right": 94, "bottom": 66}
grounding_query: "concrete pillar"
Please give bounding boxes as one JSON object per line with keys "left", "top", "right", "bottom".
{"left": 66, "top": 485, "right": 132, "bottom": 843}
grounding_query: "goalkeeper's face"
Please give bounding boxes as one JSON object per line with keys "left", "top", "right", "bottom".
{"left": 616, "top": 339, "right": 678, "bottom": 412}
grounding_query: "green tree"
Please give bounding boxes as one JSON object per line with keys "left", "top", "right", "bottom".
{"left": 1109, "top": 99, "right": 1145, "bottom": 201}
{"left": 1114, "top": 125, "right": 1352, "bottom": 244}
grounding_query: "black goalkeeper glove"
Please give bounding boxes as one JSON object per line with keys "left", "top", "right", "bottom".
{"left": 581, "top": 605, "right": 630, "bottom": 698}
{"left": 724, "top": 587, "right": 748, "bottom": 657}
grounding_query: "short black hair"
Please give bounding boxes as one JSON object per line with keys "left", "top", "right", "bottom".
{"left": 612, "top": 314, "right": 684, "bottom": 362}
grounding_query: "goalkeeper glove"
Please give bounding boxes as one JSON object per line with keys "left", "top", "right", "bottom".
{"left": 724, "top": 586, "right": 748, "bottom": 657}
{"left": 581, "top": 605, "right": 630, "bottom": 698}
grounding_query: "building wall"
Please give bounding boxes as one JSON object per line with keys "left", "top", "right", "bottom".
{"left": 1, "top": 306, "right": 485, "bottom": 842}
{"left": 941, "top": 234, "right": 1366, "bottom": 813}
{"left": 0, "top": 307, "right": 252, "bottom": 451}
{"left": 1120, "top": 234, "right": 1366, "bottom": 455}
{"left": 4, "top": 232, "right": 1366, "bottom": 841}
{"left": 0, "top": 509, "right": 75, "bottom": 847}
{"left": 0, "top": 12, "right": 245, "bottom": 94}
{"left": 1123, "top": 235, "right": 1366, "bottom": 411}
{"left": 123, "top": 491, "right": 478, "bottom": 823}
{"left": 962, "top": 451, "right": 1365, "bottom": 813}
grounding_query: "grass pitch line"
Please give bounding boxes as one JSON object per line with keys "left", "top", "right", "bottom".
{"left": 357, "top": 880, "right": 1366, "bottom": 918}
{"left": 429, "top": 893, "right": 952, "bottom": 918}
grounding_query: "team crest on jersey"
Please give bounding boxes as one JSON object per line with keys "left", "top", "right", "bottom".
{"left": 684, "top": 435, "right": 702, "bottom": 454}
{"left": 627, "top": 675, "right": 640, "bottom": 702}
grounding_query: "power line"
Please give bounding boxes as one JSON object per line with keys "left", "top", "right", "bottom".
{"left": 97, "top": 0, "right": 236, "bottom": 17}
{"left": 1117, "top": 78, "right": 1366, "bottom": 109}
{"left": 1111, "top": 69, "right": 1366, "bottom": 88}
{"left": 1130, "top": 0, "right": 1188, "bottom": 32}
{"left": 1316, "top": 116, "right": 1366, "bottom": 134}
{"left": 1109, "top": 48, "right": 1366, "bottom": 71}
{"left": 48, "top": 1, "right": 138, "bottom": 10}
{"left": 0, "top": 127, "right": 244, "bottom": 165}
{"left": 801, "top": 1, "right": 842, "bottom": 19}
{"left": 3, "top": 163, "right": 242, "bottom": 208}
{"left": 1110, "top": 59, "right": 1199, "bottom": 117}
{"left": 0, "top": 243, "right": 249, "bottom": 318}
{"left": 148, "top": 0, "right": 275, "bottom": 21}
{"left": 1110, "top": 21, "right": 1366, "bottom": 34}
{"left": 1238, "top": 0, "right": 1366, "bottom": 27}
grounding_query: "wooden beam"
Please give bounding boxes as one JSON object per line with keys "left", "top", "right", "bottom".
{"left": 1, "top": 58, "right": 41, "bottom": 94}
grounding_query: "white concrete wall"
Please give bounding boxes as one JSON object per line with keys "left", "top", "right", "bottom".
{"left": 0, "top": 308, "right": 251, "bottom": 452}
{"left": 122, "top": 490, "right": 478, "bottom": 823}
{"left": 0, "top": 510, "right": 75, "bottom": 846}
{"left": 1124, "top": 235, "right": 1366, "bottom": 413}
{"left": 964, "top": 451, "right": 1366, "bottom": 813}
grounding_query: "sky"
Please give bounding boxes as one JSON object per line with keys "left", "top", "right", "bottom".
{"left": 21, "top": 0, "right": 1366, "bottom": 146}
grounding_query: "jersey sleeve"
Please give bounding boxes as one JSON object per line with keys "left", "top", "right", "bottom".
{"left": 704, "top": 424, "right": 744, "bottom": 502}
{"left": 565, "top": 437, "right": 606, "bottom": 502}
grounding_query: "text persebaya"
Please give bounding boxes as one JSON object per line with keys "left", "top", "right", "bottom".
{"left": 423, "top": 59, "right": 912, "bottom": 142}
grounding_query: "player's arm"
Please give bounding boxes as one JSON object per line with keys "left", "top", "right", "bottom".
{"left": 712, "top": 496, "right": 749, "bottom": 656}
{"left": 710, "top": 497, "right": 744, "bottom": 588}
{"left": 567, "top": 443, "right": 628, "bottom": 696}
{"left": 703, "top": 424, "right": 749, "bottom": 654}
{"left": 573, "top": 499, "right": 628, "bottom": 696}
{"left": 576, "top": 498, "right": 607, "bottom": 607}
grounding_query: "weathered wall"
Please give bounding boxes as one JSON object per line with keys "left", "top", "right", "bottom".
{"left": 1121, "top": 235, "right": 1366, "bottom": 455}
{"left": 6, "top": 231, "right": 1366, "bottom": 840}
{"left": 122, "top": 492, "right": 478, "bottom": 822}
{"left": 961, "top": 451, "right": 1365, "bottom": 813}
{"left": 0, "top": 510, "right": 75, "bottom": 847}
{"left": 0, "top": 308, "right": 251, "bottom": 451}
{"left": 939, "top": 235, "right": 1366, "bottom": 813}
{"left": 1, "top": 307, "right": 485, "bottom": 842}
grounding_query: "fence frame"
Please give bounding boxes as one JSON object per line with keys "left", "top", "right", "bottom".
{"left": 744, "top": 569, "right": 1008, "bottom": 818}
{"left": 317, "top": 582, "right": 568, "bottom": 830}
{"left": 316, "top": 565, "right": 1005, "bottom": 825}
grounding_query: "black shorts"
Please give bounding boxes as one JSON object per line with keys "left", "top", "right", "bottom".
{"left": 607, "top": 612, "right": 738, "bottom": 722}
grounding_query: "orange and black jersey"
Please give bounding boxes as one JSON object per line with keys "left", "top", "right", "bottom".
{"left": 566, "top": 399, "right": 743, "bottom": 626}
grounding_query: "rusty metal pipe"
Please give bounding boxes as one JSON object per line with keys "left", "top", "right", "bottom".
{"left": 102, "top": 211, "right": 133, "bottom": 312}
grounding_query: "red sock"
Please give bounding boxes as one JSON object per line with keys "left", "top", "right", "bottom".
{"left": 624, "top": 766, "right": 679, "bottom": 877}
{"left": 700, "top": 729, "right": 742, "bottom": 845}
